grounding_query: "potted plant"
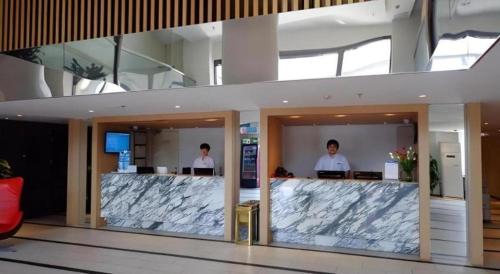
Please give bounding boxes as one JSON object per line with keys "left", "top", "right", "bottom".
{"left": 0, "top": 159, "right": 13, "bottom": 179}
{"left": 430, "top": 156, "right": 440, "bottom": 194}
{"left": 389, "top": 147, "right": 417, "bottom": 182}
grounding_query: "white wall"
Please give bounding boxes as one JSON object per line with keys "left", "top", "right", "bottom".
{"left": 151, "top": 129, "right": 179, "bottom": 171}
{"left": 282, "top": 124, "right": 414, "bottom": 178}
{"left": 222, "top": 15, "right": 279, "bottom": 85}
{"left": 122, "top": 32, "right": 168, "bottom": 64}
{"left": 151, "top": 128, "right": 225, "bottom": 174}
{"left": 183, "top": 39, "right": 214, "bottom": 86}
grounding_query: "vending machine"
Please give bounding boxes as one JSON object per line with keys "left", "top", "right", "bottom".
{"left": 240, "top": 143, "right": 259, "bottom": 188}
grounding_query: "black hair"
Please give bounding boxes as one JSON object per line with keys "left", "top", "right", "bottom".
{"left": 200, "top": 143, "right": 211, "bottom": 151}
{"left": 326, "top": 139, "right": 339, "bottom": 149}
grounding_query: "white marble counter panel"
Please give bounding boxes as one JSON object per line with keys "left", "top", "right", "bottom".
{"left": 271, "top": 178, "right": 419, "bottom": 254}
{"left": 101, "top": 173, "right": 225, "bottom": 236}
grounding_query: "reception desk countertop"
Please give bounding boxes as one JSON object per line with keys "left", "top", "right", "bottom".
{"left": 271, "top": 178, "right": 419, "bottom": 255}
{"left": 101, "top": 173, "right": 225, "bottom": 237}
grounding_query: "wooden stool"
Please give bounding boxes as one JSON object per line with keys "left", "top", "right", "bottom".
{"left": 234, "top": 200, "right": 259, "bottom": 245}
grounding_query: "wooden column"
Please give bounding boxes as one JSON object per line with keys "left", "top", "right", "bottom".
{"left": 465, "top": 102, "right": 484, "bottom": 266}
{"left": 224, "top": 110, "right": 241, "bottom": 241}
{"left": 418, "top": 105, "right": 431, "bottom": 261}
{"left": 67, "top": 119, "right": 88, "bottom": 226}
{"left": 90, "top": 120, "right": 107, "bottom": 228}
{"left": 259, "top": 109, "right": 271, "bottom": 244}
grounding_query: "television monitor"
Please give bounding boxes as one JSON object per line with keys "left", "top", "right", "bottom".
{"left": 105, "top": 132, "right": 130, "bottom": 153}
{"left": 182, "top": 167, "right": 192, "bottom": 175}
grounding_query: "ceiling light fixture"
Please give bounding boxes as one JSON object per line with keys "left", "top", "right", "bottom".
{"left": 88, "top": 110, "right": 95, "bottom": 113}
{"left": 205, "top": 118, "right": 218, "bottom": 122}
{"left": 282, "top": 100, "right": 289, "bottom": 104}
{"left": 175, "top": 105, "right": 181, "bottom": 109}
{"left": 384, "top": 113, "right": 396, "bottom": 117}
{"left": 335, "top": 114, "right": 347, "bottom": 118}
{"left": 418, "top": 94, "right": 427, "bottom": 98}
{"left": 290, "top": 115, "right": 302, "bottom": 119}
{"left": 16, "top": 114, "right": 23, "bottom": 117}
{"left": 4, "top": 117, "right": 9, "bottom": 120}
{"left": 484, "top": 122, "right": 489, "bottom": 125}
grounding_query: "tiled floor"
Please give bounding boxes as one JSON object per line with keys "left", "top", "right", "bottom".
{"left": 430, "top": 198, "right": 467, "bottom": 264}
{"left": 1, "top": 223, "right": 499, "bottom": 274}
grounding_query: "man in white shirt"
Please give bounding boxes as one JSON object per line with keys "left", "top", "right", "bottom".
{"left": 314, "top": 139, "right": 350, "bottom": 177}
{"left": 192, "top": 143, "right": 215, "bottom": 169}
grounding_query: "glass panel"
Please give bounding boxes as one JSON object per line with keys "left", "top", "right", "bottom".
{"left": 0, "top": 1, "right": 498, "bottom": 102}
{"left": 279, "top": 53, "right": 338, "bottom": 80}
{"left": 428, "top": 104, "right": 467, "bottom": 263}
{"left": 341, "top": 39, "right": 391, "bottom": 76}
{"left": 430, "top": 36, "right": 498, "bottom": 71}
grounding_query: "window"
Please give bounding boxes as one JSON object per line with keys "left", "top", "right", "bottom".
{"left": 279, "top": 53, "right": 338, "bottom": 81}
{"left": 214, "top": 59, "right": 223, "bottom": 85}
{"left": 430, "top": 33, "right": 498, "bottom": 71}
{"left": 279, "top": 37, "right": 391, "bottom": 80}
{"left": 341, "top": 39, "right": 391, "bottom": 76}
{"left": 213, "top": 37, "right": 392, "bottom": 83}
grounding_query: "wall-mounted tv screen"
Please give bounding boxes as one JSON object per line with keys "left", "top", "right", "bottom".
{"left": 105, "top": 132, "right": 130, "bottom": 153}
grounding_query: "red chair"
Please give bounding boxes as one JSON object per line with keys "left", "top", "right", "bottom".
{"left": 0, "top": 177, "right": 24, "bottom": 240}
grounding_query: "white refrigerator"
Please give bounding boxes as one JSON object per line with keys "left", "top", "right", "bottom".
{"left": 440, "top": 142, "right": 464, "bottom": 198}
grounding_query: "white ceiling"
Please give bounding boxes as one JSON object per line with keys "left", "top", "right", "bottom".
{"left": 1, "top": 37, "right": 500, "bottom": 134}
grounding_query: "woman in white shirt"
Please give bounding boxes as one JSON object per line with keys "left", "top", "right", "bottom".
{"left": 192, "top": 143, "right": 215, "bottom": 169}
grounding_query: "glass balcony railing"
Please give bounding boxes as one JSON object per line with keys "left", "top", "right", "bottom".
{"left": 1, "top": 36, "right": 196, "bottom": 99}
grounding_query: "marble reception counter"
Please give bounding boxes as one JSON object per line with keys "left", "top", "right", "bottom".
{"left": 101, "top": 173, "right": 225, "bottom": 237}
{"left": 270, "top": 178, "right": 419, "bottom": 255}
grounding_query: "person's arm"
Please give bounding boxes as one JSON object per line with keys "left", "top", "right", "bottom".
{"left": 314, "top": 157, "right": 322, "bottom": 171}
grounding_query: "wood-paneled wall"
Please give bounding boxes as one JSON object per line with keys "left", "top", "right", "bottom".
{"left": 0, "top": 0, "right": 369, "bottom": 52}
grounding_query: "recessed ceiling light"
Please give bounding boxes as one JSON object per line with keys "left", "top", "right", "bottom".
{"left": 205, "top": 118, "right": 218, "bottom": 122}
{"left": 282, "top": 100, "right": 289, "bottom": 104}
{"left": 418, "top": 94, "right": 427, "bottom": 98}
{"left": 16, "top": 114, "right": 23, "bottom": 117}
{"left": 175, "top": 105, "right": 181, "bottom": 109}
{"left": 385, "top": 113, "right": 396, "bottom": 117}
{"left": 88, "top": 110, "right": 94, "bottom": 113}
{"left": 484, "top": 122, "right": 489, "bottom": 125}
{"left": 289, "top": 115, "right": 302, "bottom": 119}
{"left": 335, "top": 114, "right": 347, "bottom": 118}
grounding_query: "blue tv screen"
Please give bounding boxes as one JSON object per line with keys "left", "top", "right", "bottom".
{"left": 105, "top": 132, "right": 130, "bottom": 153}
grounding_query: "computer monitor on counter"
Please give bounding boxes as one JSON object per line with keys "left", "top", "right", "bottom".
{"left": 317, "top": 170, "right": 346, "bottom": 179}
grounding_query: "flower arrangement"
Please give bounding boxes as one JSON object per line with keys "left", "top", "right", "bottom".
{"left": 389, "top": 146, "right": 417, "bottom": 182}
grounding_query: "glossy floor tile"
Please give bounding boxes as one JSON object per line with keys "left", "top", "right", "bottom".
{"left": 1, "top": 223, "right": 499, "bottom": 274}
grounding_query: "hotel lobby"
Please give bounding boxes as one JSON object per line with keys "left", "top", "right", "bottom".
{"left": 1, "top": 0, "right": 500, "bottom": 273}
